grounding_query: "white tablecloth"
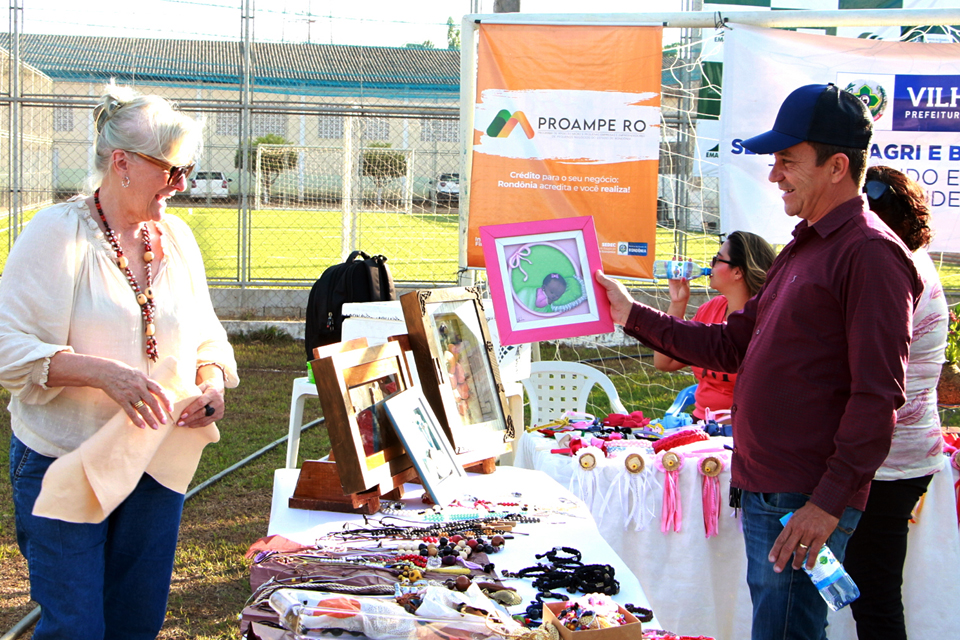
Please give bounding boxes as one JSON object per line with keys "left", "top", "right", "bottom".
{"left": 268, "top": 465, "right": 661, "bottom": 629}
{"left": 512, "top": 431, "right": 960, "bottom": 640}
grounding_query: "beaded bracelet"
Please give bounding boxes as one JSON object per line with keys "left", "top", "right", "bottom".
{"left": 197, "top": 361, "right": 227, "bottom": 380}
{"left": 624, "top": 603, "right": 655, "bottom": 623}
{"left": 536, "top": 546, "right": 583, "bottom": 566}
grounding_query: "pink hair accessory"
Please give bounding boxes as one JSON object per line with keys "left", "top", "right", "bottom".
{"left": 655, "top": 450, "right": 684, "bottom": 533}
{"left": 697, "top": 453, "right": 730, "bottom": 539}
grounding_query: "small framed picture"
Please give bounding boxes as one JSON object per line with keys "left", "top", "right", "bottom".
{"left": 480, "top": 216, "right": 613, "bottom": 345}
{"left": 384, "top": 388, "right": 467, "bottom": 506}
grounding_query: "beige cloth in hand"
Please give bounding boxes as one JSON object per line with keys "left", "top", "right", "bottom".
{"left": 32, "top": 356, "right": 220, "bottom": 523}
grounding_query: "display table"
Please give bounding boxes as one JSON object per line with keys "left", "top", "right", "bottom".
{"left": 268, "top": 465, "right": 662, "bottom": 630}
{"left": 512, "top": 431, "right": 960, "bottom": 640}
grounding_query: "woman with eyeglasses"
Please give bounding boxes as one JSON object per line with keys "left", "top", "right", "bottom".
{"left": 842, "top": 165, "right": 946, "bottom": 640}
{"left": 0, "top": 84, "right": 238, "bottom": 638}
{"left": 653, "top": 231, "right": 775, "bottom": 422}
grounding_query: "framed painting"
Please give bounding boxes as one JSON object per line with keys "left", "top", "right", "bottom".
{"left": 479, "top": 216, "right": 613, "bottom": 346}
{"left": 384, "top": 388, "right": 468, "bottom": 506}
{"left": 400, "top": 287, "right": 514, "bottom": 461}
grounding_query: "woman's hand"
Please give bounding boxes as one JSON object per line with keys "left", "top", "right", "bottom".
{"left": 47, "top": 352, "right": 173, "bottom": 430}
{"left": 177, "top": 380, "right": 224, "bottom": 428}
{"left": 668, "top": 277, "right": 691, "bottom": 308}
{"left": 179, "top": 363, "right": 226, "bottom": 428}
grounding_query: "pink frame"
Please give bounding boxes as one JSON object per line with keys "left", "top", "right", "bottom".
{"left": 480, "top": 216, "right": 613, "bottom": 346}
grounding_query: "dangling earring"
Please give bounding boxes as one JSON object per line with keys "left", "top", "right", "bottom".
{"left": 121, "top": 175, "right": 130, "bottom": 188}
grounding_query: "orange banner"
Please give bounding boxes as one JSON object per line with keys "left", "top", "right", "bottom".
{"left": 468, "top": 23, "right": 663, "bottom": 279}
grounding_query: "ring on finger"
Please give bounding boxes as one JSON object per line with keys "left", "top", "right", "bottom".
{"left": 133, "top": 400, "right": 145, "bottom": 409}
{"left": 797, "top": 543, "right": 809, "bottom": 550}
{"left": 204, "top": 403, "right": 215, "bottom": 417}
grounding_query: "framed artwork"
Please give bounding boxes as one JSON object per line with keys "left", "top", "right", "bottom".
{"left": 479, "top": 216, "right": 613, "bottom": 346}
{"left": 384, "top": 388, "right": 468, "bottom": 506}
{"left": 400, "top": 287, "right": 514, "bottom": 461}
{"left": 310, "top": 341, "right": 417, "bottom": 496}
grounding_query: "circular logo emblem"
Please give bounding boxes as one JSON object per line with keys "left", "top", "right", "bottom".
{"left": 618, "top": 243, "right": 628, "bottom": 255}
{"left": 844, "top": 80, "right": 888, "bottom": 121}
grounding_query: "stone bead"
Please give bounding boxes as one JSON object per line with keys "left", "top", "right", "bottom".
{"left": 137, "top": 293, "right": 147, "bottom": 306}
{"left": 427, "top": 547, "right": 438, "bottom": 557}
{"left": 117, "top": 256, "right": 129, "bottom": 270}
{"left": 491, "top": 535, "right": 505, "bottom": 546}
{"left": 441, "top": 555, "right": 456, "bottom": 566}
{"left": 145, "top": 287, "right": 154, "bottom": 300}
{"left": 145, "top": 323, "right": 156, "bottom": 336}
{"left": 455, "top": 575, "right": 471, "bottom": 591}
{"left": 143, "top": 250, "right": 154, "bottom": 263}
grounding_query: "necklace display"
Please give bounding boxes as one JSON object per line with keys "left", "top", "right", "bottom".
{"left": 94, "top": 188, "right": 158, "bottom": 362}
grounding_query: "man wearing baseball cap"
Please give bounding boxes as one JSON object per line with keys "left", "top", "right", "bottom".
{"left": 596, "top": 84, "right": 920, "bottom": 638}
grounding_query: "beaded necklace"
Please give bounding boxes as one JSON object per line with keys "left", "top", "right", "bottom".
{"left": 94, "top": 188, "right": 158, "bottom": 362}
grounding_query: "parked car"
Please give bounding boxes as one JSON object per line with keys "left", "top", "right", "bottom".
{"left": 190, "top": 171, "right": 231, "bottom": 199}
{"left": 430, "top": 172, "right": 459, "bottom": 205}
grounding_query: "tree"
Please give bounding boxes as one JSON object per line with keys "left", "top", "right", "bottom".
{"left": 235, "top": 133, "right": 298, "bottom": 204}
{"left": 405, "top": 40, "right": 435, "bottom": 49}
{"left": 447, "top": 17, "right": 460, "bottom": 51}
{"left": 360, "top": 142, "right": 407, "bottom": 208}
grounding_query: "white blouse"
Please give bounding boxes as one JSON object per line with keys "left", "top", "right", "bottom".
{"left": 0, "top": 198, "right": 238, "bottom": 458}
{"left": 876, "top": 249, "right": 948, "bottom": 481}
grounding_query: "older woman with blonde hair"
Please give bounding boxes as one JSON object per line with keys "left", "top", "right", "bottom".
{"left": 0, "top": 85, "right": 238, "bottom": 638}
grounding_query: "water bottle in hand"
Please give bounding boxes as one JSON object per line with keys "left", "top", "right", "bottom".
{"left": 780, "top": 512, "right": 860, "bottom": 611}
{"left": 652, "top": 260, "right": 712, "bottom": 280}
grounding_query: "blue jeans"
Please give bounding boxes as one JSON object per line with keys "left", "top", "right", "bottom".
{"left": 741, "top": 490, "right": 861, "bottom": 640}
{"left": 10, "top": 434, "right": 185, "bottom": 640}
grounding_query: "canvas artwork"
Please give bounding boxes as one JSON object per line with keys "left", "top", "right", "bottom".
{"left": 480, "top": 216, "right": 613, "bottom": 345}
{"left": 384, "top": 388, "right": 467, "bottom": 506}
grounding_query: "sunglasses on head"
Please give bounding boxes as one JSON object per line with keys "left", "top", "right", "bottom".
{"left": 131, "top": 151, "right": 195, "bottom": 185}
{"left": 863, "top": 180, "right": 890, "bottom": 202}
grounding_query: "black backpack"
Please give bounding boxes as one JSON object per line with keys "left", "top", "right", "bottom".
{"left": 304, "top": 251, "right": 395, "bottom": 360}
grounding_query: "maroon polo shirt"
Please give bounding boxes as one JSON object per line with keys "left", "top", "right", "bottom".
{"left": 625, "top": 196, "right": 921, "bottom": 518}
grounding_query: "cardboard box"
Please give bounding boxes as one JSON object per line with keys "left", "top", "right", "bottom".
{"left": 543, "top": 601, "right": 641, "bottom": 640}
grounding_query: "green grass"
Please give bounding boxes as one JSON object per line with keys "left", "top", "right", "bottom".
{"left": 6, "top": 203, "right": 960, "bottom": 288}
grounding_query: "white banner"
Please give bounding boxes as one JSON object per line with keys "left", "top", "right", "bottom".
{"left": 720, "top": 24, "right": 960, "bottom": 252}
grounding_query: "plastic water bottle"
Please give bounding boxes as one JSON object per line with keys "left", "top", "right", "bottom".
{"left": 780, "top": 512, "right": 860, "bottom": 611}
{"left": 652, "top": 260, "right": 712, "bottom": 280}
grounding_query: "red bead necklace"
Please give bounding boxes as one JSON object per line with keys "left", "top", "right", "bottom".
{"left": 94, "top": 188, "right": 158, "bottom": 362}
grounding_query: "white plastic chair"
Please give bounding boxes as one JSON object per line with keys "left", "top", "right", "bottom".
{"left": 521, "top": 361, "right": 628, "bottom": 427}
{"left": 285, "top": 376, "right": 318, "bottom": 469}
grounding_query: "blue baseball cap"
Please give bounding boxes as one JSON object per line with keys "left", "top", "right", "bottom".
{"left": 741, "top": 83, "right": 872, "bottom": 154}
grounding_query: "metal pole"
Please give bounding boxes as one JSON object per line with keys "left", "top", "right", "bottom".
{"left": 239, "top": 0, "right": 254, "bottom": 286}
{"left": 469, "top": 8, "right": 960, "bottom": 29}
{"left": 9, "top": 0, "right": 21, "bottom": 243}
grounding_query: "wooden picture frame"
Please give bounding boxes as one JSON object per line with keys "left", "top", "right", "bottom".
{"left": 400, "top": 287, "right": 514, "bottom": 461}
{"left": 310, "top": 340, "right": 419, "bottom": 496}
{"left": 384, "top": 388, "right": 468, "bottom": 506}
{"left": 479, "top": 216, "right": 613, "bottom": 346}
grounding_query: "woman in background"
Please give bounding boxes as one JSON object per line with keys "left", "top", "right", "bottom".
{"left": 653, "top": 231, "right": 775, "bottom": 422}
{"left": 844, "top": 165, "right": 947, "bottom": 640}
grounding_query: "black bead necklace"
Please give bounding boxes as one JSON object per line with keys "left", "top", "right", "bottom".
{"left": 94, "top": 188, "right": 158, "bottom": 362}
